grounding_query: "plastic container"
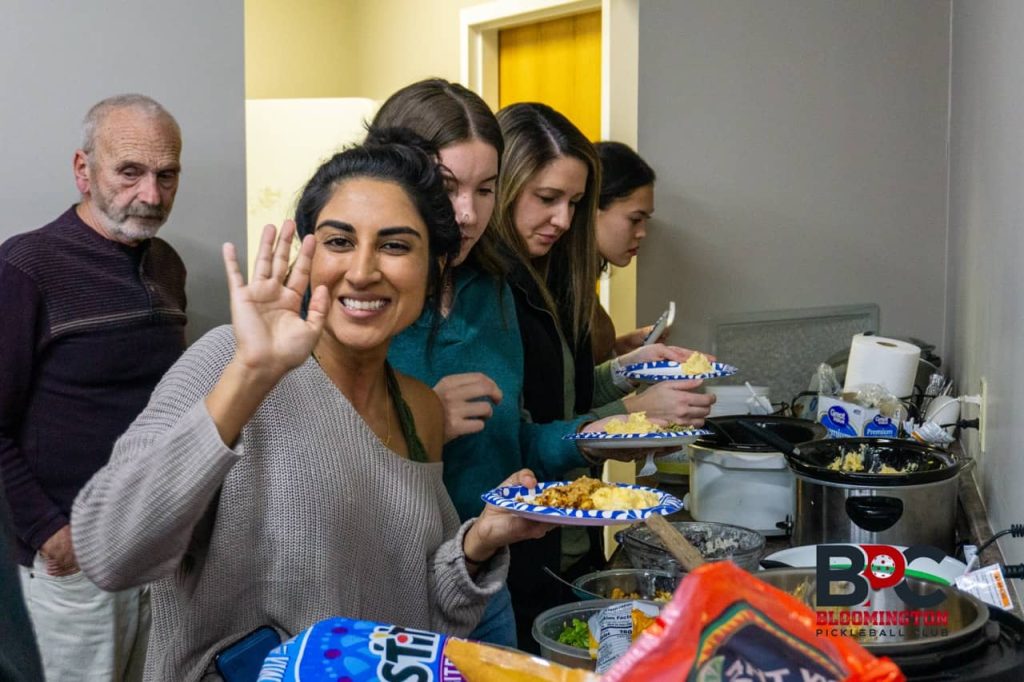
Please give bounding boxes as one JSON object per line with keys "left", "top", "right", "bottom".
{"left": 532, "top": 599, "right": 661, "bottom": 670}
{"left": 615, "top": 521, "right": 765, "bottom": 576}
{"left": 531, "top": 599, "right": 616, "bottom": 670}
{"left": 707, "top": 385, "right": 770, "bottom": 417}
{"left": 571, "top": 568, "right": 679, "bottom": 601}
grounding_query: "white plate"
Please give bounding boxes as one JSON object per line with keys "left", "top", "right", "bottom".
{"left": 624, "top": 360, "right": 738, "bottom": 382}
{"left": 563, "top": 429, "right": 711, "bottom": 449}
{"left": 481, "top": 481, "right": 683, "bottom": 526}
{"left": 761, "top": 544, "right": 968, "bottom": 586}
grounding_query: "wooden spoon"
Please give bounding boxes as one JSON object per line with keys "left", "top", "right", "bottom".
{"left": 644, "top": 514, "right": 706, "bottom": 572}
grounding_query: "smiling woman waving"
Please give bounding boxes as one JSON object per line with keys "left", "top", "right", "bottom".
{"left": 70, "top": 131, "right": 551, "bottom": 681}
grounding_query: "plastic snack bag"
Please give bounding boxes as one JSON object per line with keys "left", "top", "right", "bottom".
{"left": 602, "top": 562, "right": 904, "bottom": 682}
{"left": 258, "top": 617, "right": 467, "bottom": 682}
{"left": 445, "top": 638, "right": 598, "bottom": 682}
{"left": 258, "top": 616, "right": 597, "bottom": 682}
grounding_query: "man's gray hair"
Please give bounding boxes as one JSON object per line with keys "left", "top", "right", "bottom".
{"left": 81, "top": 94, "right": 180, "bottom": 154}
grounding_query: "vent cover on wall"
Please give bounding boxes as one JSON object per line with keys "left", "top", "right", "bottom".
{"left": 710, "top": 304, "right": 880, "bottom": 408}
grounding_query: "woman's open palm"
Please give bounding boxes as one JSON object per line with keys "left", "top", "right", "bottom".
{"left": 221, "top": 221, "right": 329, "bottom": 379}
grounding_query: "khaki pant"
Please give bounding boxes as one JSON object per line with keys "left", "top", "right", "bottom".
{"left": 19, "top": 554, "right": 149, "bottom": 681}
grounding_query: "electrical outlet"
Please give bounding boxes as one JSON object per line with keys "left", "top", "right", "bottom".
{"left": 979, "top": 376, "right": 988, "bottom": 453}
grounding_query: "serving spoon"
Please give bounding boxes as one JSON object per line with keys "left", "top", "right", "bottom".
{"left": 542, "top": 566, "right": 605, "bottom": 599}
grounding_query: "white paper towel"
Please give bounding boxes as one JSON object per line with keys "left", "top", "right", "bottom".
{"left": 843, "top": 334, "right": 920, "bottom": 398}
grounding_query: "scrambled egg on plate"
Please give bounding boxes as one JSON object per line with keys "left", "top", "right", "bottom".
{"left": 604, "top": 411, "right": 661, "bottom": 434}
{"left": 681, "top": 351, "right": 714, "bottom": 375}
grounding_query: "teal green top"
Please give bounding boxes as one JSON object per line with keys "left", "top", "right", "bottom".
{"left": 389, "top": 266, "right": 592, "bottom": 521}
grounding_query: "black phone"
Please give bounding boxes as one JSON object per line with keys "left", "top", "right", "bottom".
{"left": 215, "top": 626, "right": 282, "bottom": 682}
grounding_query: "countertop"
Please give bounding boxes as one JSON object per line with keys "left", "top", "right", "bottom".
{"left": 607, "top": 464, "right": 1022, "bottom": 617}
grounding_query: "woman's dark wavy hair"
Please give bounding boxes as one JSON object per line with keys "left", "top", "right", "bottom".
{"left": 596, "top": 141, "right": 656, "bottom": 210}
{"left": 596, "top": 141, "right": 656, "bottom": 272}
{"left": 294, "top": 127, "right": 461, "bottom": 325}
{"left": 371, "top": 78, "right": 508, "bottom": 281}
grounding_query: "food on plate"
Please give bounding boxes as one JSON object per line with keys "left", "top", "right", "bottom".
{"left": 609, "top": 586, "right": 673, "bottom": 602}
{"left": 527, "top": 476, "right": 660, "bottom": 511}
{"left": 590, "top": 485, "right": 660, "bottom": 511}
{"left": 601, "top": 411, "right": 699, "bottom": 435}
{"left": 826, "top": 443, "right": 919, "bottom": 474}
{"left": 680, "top": 351, "right": 713, "bottom": 375}
{"left": 604, "top": 411, "right": 661, "bottom": 434}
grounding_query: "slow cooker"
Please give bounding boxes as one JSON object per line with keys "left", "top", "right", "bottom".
{"left": 758, "top": 568, "right": 1024, "bottom": 681}
{"left": 784, "top": 438, "right": 972, "bottom": 554}
{"left": 686, "top": 416, "right": 825, "bottom": 536}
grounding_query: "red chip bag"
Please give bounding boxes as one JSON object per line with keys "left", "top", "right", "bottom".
{"left": 602, "top": 562, "right": 904, "bottom": 682}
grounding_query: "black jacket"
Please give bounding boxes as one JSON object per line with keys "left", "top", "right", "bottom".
{"left": 507, "top": 264, "right": 595, "bottom": 421}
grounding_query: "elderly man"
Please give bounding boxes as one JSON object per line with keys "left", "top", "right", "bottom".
{"left": 0, "top": 94, "right": 187, "bottom": 681}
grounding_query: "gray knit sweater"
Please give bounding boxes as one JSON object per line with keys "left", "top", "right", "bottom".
{"left": 71, "top": 326, "right": 508, "bottom": 681}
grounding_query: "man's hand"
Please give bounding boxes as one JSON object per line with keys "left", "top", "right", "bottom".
{"left": 40, "top": 525, "right": 78, "bottom": 576}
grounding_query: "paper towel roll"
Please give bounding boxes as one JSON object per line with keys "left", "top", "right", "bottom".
{"left": 843, "top": 334, "right": 921, "bottom": 398}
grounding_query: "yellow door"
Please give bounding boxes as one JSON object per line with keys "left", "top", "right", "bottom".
{"left": 498, "top": 11, "right": 601, "bottom": 141}
{"left": 499, "top": 13, "right": 633, "bottom": 557}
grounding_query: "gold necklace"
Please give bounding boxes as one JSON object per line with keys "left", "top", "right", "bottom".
{"left": 312, "top": 350, "right": 392, "bottom": 448}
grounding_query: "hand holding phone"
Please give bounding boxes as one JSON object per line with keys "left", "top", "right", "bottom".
{"left": 642, "top": 301, "right": 675, "bottom": 346}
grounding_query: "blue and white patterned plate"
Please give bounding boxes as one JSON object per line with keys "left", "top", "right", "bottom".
{"left": 623, "top": 360, "right": 738, "bottom": 382}
{"left": 481, "top": 481, "right": 684, "bottom": 526}
{"left": 563, "top": 429, "right": 712, "bottom": 449}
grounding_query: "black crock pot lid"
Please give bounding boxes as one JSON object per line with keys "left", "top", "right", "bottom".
{"left": 786, "top": 437, "right": 960, "bottom": 486}
{"left": 696, "top": 416, "right": 827, "bottom": 452}
{"left": 894, "top": 608, "right": 1024, "bottom": 681}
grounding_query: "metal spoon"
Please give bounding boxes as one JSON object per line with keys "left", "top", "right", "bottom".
{"left": 542, "top": 566, "right": 604, "bottom": 599}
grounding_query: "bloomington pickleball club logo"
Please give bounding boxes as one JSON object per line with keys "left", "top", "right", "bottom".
{"left": 814, "top": 544, "right": 952, "bottom": 640}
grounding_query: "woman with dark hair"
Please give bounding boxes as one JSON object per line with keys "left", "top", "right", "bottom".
{"left": 71, "top": 132, "right": 549, "bottom": 680}
{"left": 591, "top": 141, "right": 657, "bottom": 361}
{"left": 379, "top": 80, "right": 641, "bottom": 648}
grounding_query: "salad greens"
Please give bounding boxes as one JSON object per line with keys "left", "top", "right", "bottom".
{"left": 557, "top": 618, "right": 590, "bottom": 649}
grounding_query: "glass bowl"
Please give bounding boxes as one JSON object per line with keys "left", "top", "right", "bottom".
{"left": 615, "top": 520, "right": 765, "bottom": 576}
{"left": 571, "top": 568, "right": 678, "bottom": 601}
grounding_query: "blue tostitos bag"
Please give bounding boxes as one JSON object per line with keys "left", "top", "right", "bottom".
{"left": 258, "top": 617, "right": 466, "bottom": 682}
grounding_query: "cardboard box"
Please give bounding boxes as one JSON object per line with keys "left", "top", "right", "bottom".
{"left": 817, "top": 396, "right": 899, "bottom": 438}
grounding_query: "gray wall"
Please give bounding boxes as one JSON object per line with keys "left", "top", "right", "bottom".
{"left": 636, "top": 0, "right": 951, "bottom": 365}
{"left": 0, "top": 1, "right": 246, "bottom": 339}
{"left": 948, "top": 1, "right": 1024, "bottom": 567}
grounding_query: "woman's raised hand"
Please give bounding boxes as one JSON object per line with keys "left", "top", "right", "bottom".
{"left": 222, "top": 221, "right": 330, "bottom": 382}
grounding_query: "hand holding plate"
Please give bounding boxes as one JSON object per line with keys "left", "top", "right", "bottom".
{"left": 466, "top": 469, "right": 552, "bottom": 564}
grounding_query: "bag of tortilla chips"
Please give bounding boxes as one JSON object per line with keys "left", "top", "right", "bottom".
{"left": 602, "top": 562, "right": 904, "bottom": 682}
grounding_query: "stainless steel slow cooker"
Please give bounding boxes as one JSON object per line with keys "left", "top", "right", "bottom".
{"left": 758, "top": 568, "right": 1024, "bottom": 681}
{"left": 686, "top": 417, "right": 825, "bottom": 535}
{"left": 784, "top": 438, "right": 973, "bottom": 553}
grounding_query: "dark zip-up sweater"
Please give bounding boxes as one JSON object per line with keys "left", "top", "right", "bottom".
{"left": 0, "top": 206, "right": 186, "bottom": 566}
